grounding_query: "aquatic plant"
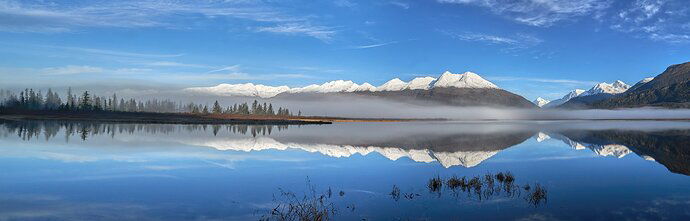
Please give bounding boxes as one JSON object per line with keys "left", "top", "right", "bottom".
{"left": 260, "top": 182, "right": 338, "bottom": 221}
{"left": 427, "top": 175, "right": 443, "bottom": 195}
{"left": 526, "top": 184, "right": 548, "bottom": 207}
{"left": 390, "top": 185, "right": 401, "bottom": 201}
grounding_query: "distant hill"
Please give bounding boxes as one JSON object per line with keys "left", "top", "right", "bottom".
{"left": 593, "top": 62, "right": 690, "bottom": 108}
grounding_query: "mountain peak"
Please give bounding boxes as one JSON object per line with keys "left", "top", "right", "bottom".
{"left": 638, "top": 77, "right": 654, "bottom": 84}
{"left": 582, "top": 80, "right": 630, "bottom": 96}
{"left": 406, "top": 77, "right": 437, "bottom": 90}
{"left": 186, "top": 70, "right": 502, "bottom": 98}
{"left": 532, "top": 97, "right": 550, "bottom": 107}
{"left": 432, "top": 71, "right": 499, "bottom": 89}
{"left": 377, "top": 78, "right": 408, "bottom": 91}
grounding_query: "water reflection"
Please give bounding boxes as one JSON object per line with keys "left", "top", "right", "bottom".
{"left": 0, "top": 119, "right": 290, "bottom": 141}
{"left": 1, "top": 119, "right": 690, "bottom": 175}
{"left": 543, "top": 130, "right": 690, "bottom": 176}
{"left": 1, "top": 119, "right": 690, "bottom": 220}
{"left": 261, "top": 172, "right": 547, "bottom": 221}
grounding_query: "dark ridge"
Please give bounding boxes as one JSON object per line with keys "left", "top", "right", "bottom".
{"left": 275, "top": 87, "right": 537, "bottom": 108}
{"left": 593, "top": 62, "right": 690, "bottom": 108}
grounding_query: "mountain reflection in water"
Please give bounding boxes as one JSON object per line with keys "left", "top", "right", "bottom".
{"left": 2, "top": 119, "right": 690, "bottom": 176}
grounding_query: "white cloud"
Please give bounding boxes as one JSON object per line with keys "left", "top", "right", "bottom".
{"left": 352, "top": 40, "right": 401, "bottom": 49}
{"left": 145, "top": 61, "right": 208, "bottom": 68}
{"left": 42, "top": 45, "right": 184, "bottom": 58}
{"left": 42, "top": 65, "right": 103, "bottom": 75}
{"left": 437, "top": 0, "right": 612, "bottom": 27}
{"left": 612, "top": 0, "right": 690, "bottom": 43}
{"left": 444, "top": 31, "right": 543, "bottom": 50}
{"left": 334, "top": 0, "right": 357, "bottom": 8}
{"left": 206, "top": 65, "right": 242, "bottom": 74}
{"left": 388, "top": 1, "right": 410, "bottom": 9}
{"left": 254, "top": 23, "right": 337, "bottom": 42}
{"left": 0, "top": 0, "right": 299, "bottom": 32}
{"left": 0, "top": 0, "right": 336, "bottom": 41}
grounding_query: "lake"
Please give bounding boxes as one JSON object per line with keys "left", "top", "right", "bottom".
{"left": 1, "top": 119, "right": 689, "bottom": 220}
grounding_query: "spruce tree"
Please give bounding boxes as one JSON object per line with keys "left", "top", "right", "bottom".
{"left": 212, "top": 101, "right": 222, "bottom": 114}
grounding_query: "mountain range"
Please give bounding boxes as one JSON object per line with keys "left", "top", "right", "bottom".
{"left": 186, "top": 62, "right": 690, "bottom": 109}
{"left": 187, "top": 71, "right": 536, "bottom": 108}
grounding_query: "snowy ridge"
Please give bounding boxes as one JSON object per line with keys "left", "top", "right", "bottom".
{"left": 580, "top": 80, "right": 630, "bottom": 96}
{"left": 543, "top": 89, "right": 585, "bottom": 108}
{"left": 638, "top": 77, "right": 654, "bottom": 84}
{"left": 432, "top": 71, "right": 498, "bottom": 89}
{"left": 377, "top": 78, "right": 408, "bottom": 91}
{"left": 184, "top": 71, "right": 499, "bottom": 98}
{"left": 184, "top": 137, "right": 498, "bottom": 168}
{"left": 532, "top": 97, "right": 550, "bottom": 107}
{"left": 542, "top": 80, "right": 629, "bottom": 108}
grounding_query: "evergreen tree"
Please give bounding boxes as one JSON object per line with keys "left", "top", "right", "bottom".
{"left": 67, "top": 87, "right": 76, "bottom": 110}
{"left": 112, "top": 94, "right": 118, "bottom": 111}
{"left": 267, "top": 104, "right": 274, "bottom": 115}
{"left": 212, "top": 100, "right": 222, "bottom": 114}
{"left": 251, "top": 100, "right": 258, "bottom": 114}
{"left": 78, "top": 91, "right": 92, "bottom": 111}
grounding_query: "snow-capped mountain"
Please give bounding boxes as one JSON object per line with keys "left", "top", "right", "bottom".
{"left": 405, "top": 77, "right": 437, "bottom": 90}
{"left": 546, "top": 80, "right": 630, "bottom": 108}
{"left": 185, "top": 71, "right": 499, "bottom": 98}
{"left": 596, "top": 62, "right": 690, "bottom": 108}
{"left": 532, "top": 97, "right": 550, "bottom": 107}
{"left": 377, "top": 78, "right": 408, "bottom": 91}
{"left": 638, "top": 77, "right": 654, "bottom": 84}
{"left": 432, "top": 71, "right": 499, "bottom": 89}
{"left": 580, "top": 80, "right": 630, "bottom": 96}
{"left": 542, "top": 89, "right": 585, "bottom": 108}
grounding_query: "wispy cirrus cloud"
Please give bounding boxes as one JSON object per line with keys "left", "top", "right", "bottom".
{"left": 206, "top": 65, "right": 242, "bottom": 74}
{"left": 388, "top": 1, "right": 410, "bottom": 9}
{"left": 437, "top": 0, "right": 612, "bottom": 27}
{"left": 351, "top": 40, "right": 402, "bottom": 49}
{"left": 144, "top": 61, "right": 209, "bottom": 68}
{"left": 612, "top": 0, "right": 690, "bottom": 43}
{"left": 443, "top": 31, "right": 543, "bottom": 50}
{"left": 254, "top": 23, "right": 338, "bottom": 42}
{"left": 42, "top": 65, "right": 104, "bottom": 75}
{"left": 0, "top": 0, "right": 336, "bottom": 41}
{"left": 333, "top": 0, "right": 357, "bottom": 8}
{"left": 40, "top": 45, "right": 184, "bottom": 58}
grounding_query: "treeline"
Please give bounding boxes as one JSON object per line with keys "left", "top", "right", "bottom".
{"left": 184, "top": 100, "right": 299, "bottom": 116}
{"left": 0, "top": 88, "right": 300, "bottom": 116}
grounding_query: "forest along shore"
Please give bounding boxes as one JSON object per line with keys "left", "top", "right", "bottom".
{"left": 0, "top": 110, "right": 332, "bottom": 125}
{"left": 0, "top": 110, "right": 430, "bottom": 124}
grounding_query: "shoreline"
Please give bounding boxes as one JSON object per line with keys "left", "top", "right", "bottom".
{"left": 1, "top": 111, "right": 689, "bottom": 124}
{"left": 0, "top": 111, "right": 333, "bottom": 125}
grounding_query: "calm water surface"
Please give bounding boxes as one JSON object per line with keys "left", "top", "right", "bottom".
{"left": 1, "top": 120, "right": 689, "bottom": 220}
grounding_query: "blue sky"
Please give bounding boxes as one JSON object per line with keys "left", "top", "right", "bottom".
{"left": 0, "top": 0, "right": 689, "bottom": 100}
